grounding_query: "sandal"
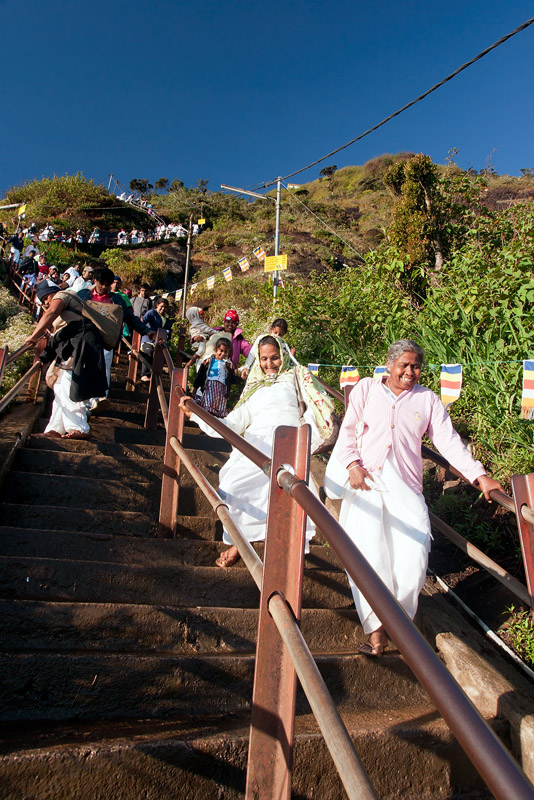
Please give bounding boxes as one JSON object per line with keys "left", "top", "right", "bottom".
{"left": 215, "top": 548, "right": 241, "bottom": 569}
{"left": 358, "top": 631, "right": 387, "bottom": 658}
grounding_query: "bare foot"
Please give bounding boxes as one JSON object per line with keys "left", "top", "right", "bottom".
{"left": 33, "top": 431, "right": 62, "bottom": 438}
{"left": 215, "top": 546, "right": 241, "bottom": 569}
{"left": 63, "top": 430, "right": 90, "bottom": 440}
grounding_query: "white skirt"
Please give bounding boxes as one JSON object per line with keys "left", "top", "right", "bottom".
{"left": 339, "top": 450, "right": 431, "bottom": 634}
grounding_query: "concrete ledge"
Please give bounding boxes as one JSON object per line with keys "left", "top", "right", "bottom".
{"left": 419, "top": 581, "right": 534, "bottom": 781}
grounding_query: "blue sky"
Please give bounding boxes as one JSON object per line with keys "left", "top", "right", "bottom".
{"left": 2, "top": 0, "right": 533, "bottom": 196}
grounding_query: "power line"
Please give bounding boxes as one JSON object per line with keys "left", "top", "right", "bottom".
{"left": 282, "top": 181, "right": 364, "bottom": 261}
{"left": 254, "top": 15, "right": 534, "bottom": 189}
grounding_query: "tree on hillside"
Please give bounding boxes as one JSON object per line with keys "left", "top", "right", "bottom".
{"left": 384, "top": 154, "right": 445, "bottom": 280}
{"left": 319, "top": 165, "right": 337, "bottom": 194}
{"left": 155, "top": 177, "right": 169, "bottom": 193}
{"left": 170, "top": 179, "right": 184, "bottom": 191}
{"left": 129, "top": 179, "right": 153, "bottom": 195}
{"left": 197, "top": 179, "right": 209, "bottom": 195}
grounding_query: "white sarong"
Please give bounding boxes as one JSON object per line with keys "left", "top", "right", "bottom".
{"left": 340, "top": 450, "right": 431, "bottom": 634}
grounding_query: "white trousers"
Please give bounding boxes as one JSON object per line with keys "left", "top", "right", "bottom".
{"left": 45, "top": 370, "right": 90, "bottom": 435}
{"left": 339, "top": 451, "right": 431, "bottom": 634}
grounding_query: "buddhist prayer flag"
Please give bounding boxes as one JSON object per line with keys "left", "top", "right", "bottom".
{"left": 440, "top": 364, "right": 462, "bottom": 407}
{"left": 206, "top": 275, "right": 215, "bottom": 290}
{"left": 162, "top": 292, "right": 170, "bottom": 299}
{"left": 373, "top": 366, "right": 388, "bottom": 380}
{"left": 17, "top": 204, "right": 26, "bottom": 216}
{"left": 223, "top": 267, "right": 232, "bottom": 282}
{"left": 253, "top": 246, "right": 266, "bottom": 262}
{"left": 340, "top": 366, "right": 360, "bottom": 388}
{"left": 308, "top": 363, "right": 319, "bottom": 376}
{"left": 198, "top": 218, "right": 206, "bottom": 225}
{"left": 521, "top": 360, "right": 534, "bottom": 419}
{"left": 238, "top": 257, "right": 250, "bottom": 272}
{"left": 175, "top": 289, "right": 182, "bottom": 301}
{"left": 190, "top": 283, "right": 197, "bottom": 294}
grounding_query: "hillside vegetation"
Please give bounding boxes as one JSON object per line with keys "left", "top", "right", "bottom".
{"left": 2, "top": 155, "right": 533, "bottom": 485}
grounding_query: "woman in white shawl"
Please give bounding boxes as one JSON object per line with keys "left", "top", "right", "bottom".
{"left": 180, "top": 334, "right": 335, "bottom": 567}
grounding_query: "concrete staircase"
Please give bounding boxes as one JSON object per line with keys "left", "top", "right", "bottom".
{"left": 0, "top": 356, "right": 492, "bottom": 799}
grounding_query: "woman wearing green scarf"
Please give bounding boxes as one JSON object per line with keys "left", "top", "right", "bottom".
{"left": 180, "top": 334, "right": 335, "bottom": 567}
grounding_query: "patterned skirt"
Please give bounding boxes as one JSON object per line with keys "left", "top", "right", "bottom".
{"left": 198, "top": 379, "right": 227, "bottom": 418}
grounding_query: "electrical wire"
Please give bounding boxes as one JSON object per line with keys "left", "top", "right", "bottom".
{"left": 282, "top": 181, "right": 365, "bottom": 261}
{"left": 254, "top": 16, "right": 534, "bottom": 190}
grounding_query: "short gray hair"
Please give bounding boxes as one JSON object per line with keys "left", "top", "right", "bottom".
{"left": 386, "top": 339, "right": 424, "bottom": 365}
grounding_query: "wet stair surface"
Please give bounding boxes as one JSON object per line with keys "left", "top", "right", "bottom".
{"left": 0, "top": 356, "right": 492, "bottom": 799}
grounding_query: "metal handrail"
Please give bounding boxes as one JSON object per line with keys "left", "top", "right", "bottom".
{"left": 421, "top": 443, "right": 534, "bottom": 524}
{"left": 0, "top": 362, "right": 41, "bottom": 414}
{"left": 177, "top": 392, "right": 534, "bottom": 799}
{"left": 168, "top": 432, "right": 377, "bottom": 800}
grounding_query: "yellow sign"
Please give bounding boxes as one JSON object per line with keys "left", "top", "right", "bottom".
{"left": 264, "top": 254, "right": 287, "bottom": 273}
{"left": 198, "top": 218, "right": 206, "bottom": 225}
{"left": 17, "top": 204, "right": 27, "bottom": 216}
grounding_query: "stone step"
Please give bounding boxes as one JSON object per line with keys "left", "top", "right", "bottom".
{"left": 33, "top": 420, "right": 168, "bottom": 445}
{"left": 0, "top": 505, "right": 155, "bottom": 537}
{"left": 0, "top": 529, "right": 341, "bottom": 570}
{"left": 0, "top": 557, "right": 351, "bottom": 608}
{"left": 176, "top": 514, "right": 222, "bottom": 540}
{"left": 0, "top": 601, "right": 360, "bottom": 654}
{"left": 13, "top": 450, "right": 164, "bottom": 481}
{"left": 0, "top": 711, "right": 485, "bottom": 800}
{"left": 3, "top": 473, "right": 159, "bottom": 512}
{"left": 0, "top": 650, "right": 430, "bottom": 722}
{"left": 26, "top": 437, "right": 166, "bottom": 460}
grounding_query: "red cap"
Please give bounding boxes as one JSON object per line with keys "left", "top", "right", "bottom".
{"left": 224, "top": 309, "right": 239, "bottom": 323}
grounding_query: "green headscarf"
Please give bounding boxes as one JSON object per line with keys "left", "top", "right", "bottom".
{"left": 236, "top": 334, "right": 335, "bottom": 441}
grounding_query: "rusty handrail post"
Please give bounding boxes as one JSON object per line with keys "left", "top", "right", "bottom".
{"left": 157, "top": 365, "right": 187, "bottom": 537}
{"left": 125, "top": 330, "right": 141, "bottom": 391}
{"left": 145, "top": 329, "right": 166, "bottom": 430}
{"left": 246, "top": 425, "right": 311, "bottom": 800}
{"left": 511, "top": 474, "right": 534, "bottom": 621}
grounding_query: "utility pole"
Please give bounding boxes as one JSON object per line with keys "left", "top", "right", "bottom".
{"left": 273, "top": 177, "right": 281, "bottom": 299}
{"left": 181, "top": 214, "right": 194, "bottom": 318}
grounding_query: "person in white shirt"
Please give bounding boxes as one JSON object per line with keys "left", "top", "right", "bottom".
{"left": 71, "top": 265, "right": 94, "bottom": 293}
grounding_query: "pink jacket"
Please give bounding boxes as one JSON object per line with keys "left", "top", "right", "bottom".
{"left": 336, "top": 378, "right": 485, "bottom": 494}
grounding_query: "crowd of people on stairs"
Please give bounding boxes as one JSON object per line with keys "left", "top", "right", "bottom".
{"left": 19, "top": 270, "right": 504, "bottom": 663}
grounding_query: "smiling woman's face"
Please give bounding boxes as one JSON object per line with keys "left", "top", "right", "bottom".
{"left": 386, "top": 351, "right": 422, "bottom": 395}
{"left": 259, "top": 343, "right": 282, "bottom": 375}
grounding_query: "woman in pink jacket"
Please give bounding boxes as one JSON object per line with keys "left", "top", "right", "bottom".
{"left": 334, "top": 339, "right": 502, "bottom": 657}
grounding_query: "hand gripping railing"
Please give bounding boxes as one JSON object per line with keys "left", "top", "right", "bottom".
{"left": 175, "top": 393, "right": 534, "bottom": 800}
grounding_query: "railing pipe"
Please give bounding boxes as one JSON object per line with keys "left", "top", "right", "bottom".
{"left": 428, "top": 511, "right": 531, "bottom": 607}
{"left": 422, "top": 444, "right": 534, "bottom": 524}
{"left": 155, "top": 376, "right": 169, "bottom": 429}
{"left": 169, "top": 434, "right": 263, "bottom": 586}
{"left": 0, "top": 362, "right": 41, "bottom": 414}
{"left": 267, "top": 592, "right": 377, "bottom": 800}
{"left": 277, "top": 470, "right": 534, "bottom": 800}
{"left": 178, "top": 393, "right": 271, "bottom": 474}
{"left": 163, "top": 347, "right": 174, "bottom": 373}
{"left": 6, "top": 342, "right": 34, "bottom": 366}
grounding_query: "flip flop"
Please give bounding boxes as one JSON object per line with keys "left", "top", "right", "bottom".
{"left": 63, "top": 431, "right": 90, "bottom": 440}
{"left": 358, "top": 641, "right": 386, "bottom": 658}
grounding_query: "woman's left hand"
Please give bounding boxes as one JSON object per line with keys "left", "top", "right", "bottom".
{"left": 476, "top": 475, "right": 504, "bottom": 502}
{"left": 178, "top": 396, "right": 193, "bottom": 418}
